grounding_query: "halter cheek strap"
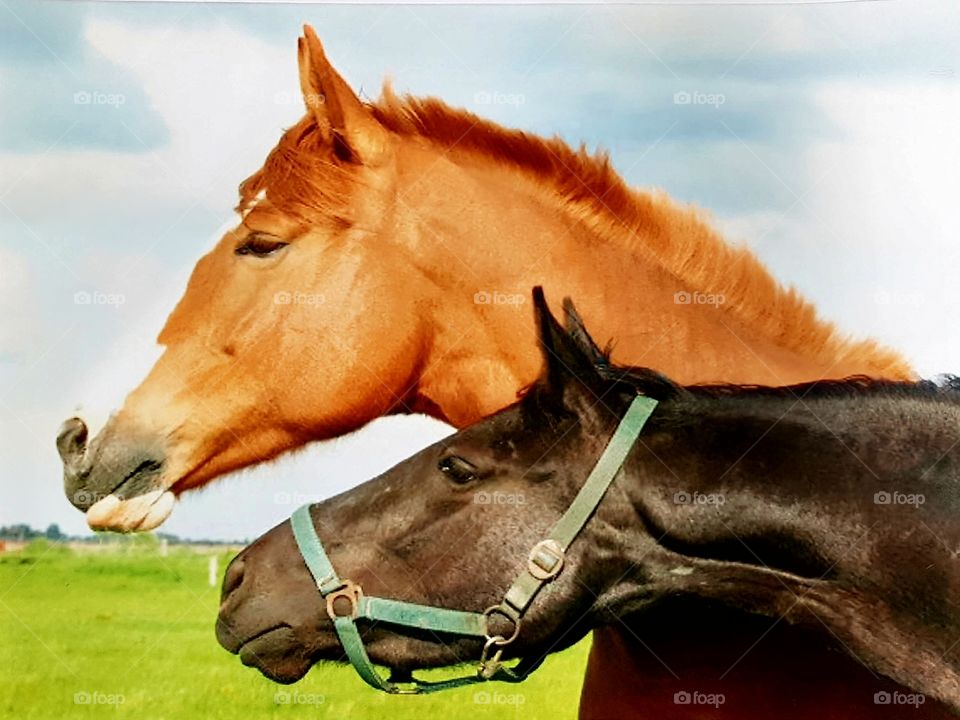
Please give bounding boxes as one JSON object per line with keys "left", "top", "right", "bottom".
{"left": 290, "top": 394, "right": 658, "bottom": 694}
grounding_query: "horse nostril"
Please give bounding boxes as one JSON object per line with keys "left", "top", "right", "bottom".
{"left": 221, "top": 556, "right": 245, "bottom": 599}
{"left": 57, "top": 417, "right": 89, "bottom": 468}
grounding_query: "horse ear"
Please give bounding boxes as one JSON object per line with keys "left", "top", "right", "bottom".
{"left": 532, "top": 288, "right": 602, "bottom": 401}
{"left": 298, "top": 25, "right": 390, "bottom": 165}
{"left": 562, "top": 298, "right": 607, "bottom": 366}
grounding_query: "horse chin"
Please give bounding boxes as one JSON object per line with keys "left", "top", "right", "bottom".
{"left": 238, "top": 627, "right": 315, "bottom": 684}
{"left": 85, "top": 489, "right": 176, "bottom": 531}
{"left": 364, "top": 633, "right": 479, "bottom": 672}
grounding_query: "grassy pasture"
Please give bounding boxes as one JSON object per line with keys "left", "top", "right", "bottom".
{"left": 0, "top": 541, "right": 588, "bottom": 719}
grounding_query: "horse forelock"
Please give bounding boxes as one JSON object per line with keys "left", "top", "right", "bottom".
{"left": 237, "top": 115, "right": 359, "bottom": 224}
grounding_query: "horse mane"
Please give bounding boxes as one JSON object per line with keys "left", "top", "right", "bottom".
{"left": 597, "top": 362, "right": 960, "bottom": 404}
{"left": 241, "top": 83, "right": 911, "bottom": 378}
{"left": 556, "top": 300, "right": 952, "bottom": 402}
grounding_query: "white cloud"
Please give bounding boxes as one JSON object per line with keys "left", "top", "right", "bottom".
{"left": 86, "top": 19, "right": 302, "bottom": 201}
{"left": 805, "top": 79, "right": 960, "bottom": 376}
{"left": 602, "top": 0, "right": 957, "bottom": 67}
{"left": 718, "top": 78, "right": 960, "bottom": 378}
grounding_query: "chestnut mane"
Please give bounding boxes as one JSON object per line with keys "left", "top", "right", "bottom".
{"left": 238, "top": 85, "right": 910, "bottom": 378}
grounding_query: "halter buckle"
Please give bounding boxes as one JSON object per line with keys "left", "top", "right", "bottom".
{"left": 325, "top": 579, "right": 363, "bottom": 621}
{"left": 527, "top": 539, "right": 565, "bottom": 581}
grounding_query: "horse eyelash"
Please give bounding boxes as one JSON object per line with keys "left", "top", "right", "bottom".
{"left": 234, "top": 233, "right": 289, "bottom": 256}
{"left": 438, "top": 456, "right": 479, "bottom": 483}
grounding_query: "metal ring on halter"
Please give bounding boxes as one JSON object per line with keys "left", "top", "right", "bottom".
{"left": 326, "top": 579, "right": 363, "bottom": 621}
{"left": 482, "top": 603, "right": 521, "bottom": 646}
{"left": 478, "top": 636, "right": 507, "bottom": 679}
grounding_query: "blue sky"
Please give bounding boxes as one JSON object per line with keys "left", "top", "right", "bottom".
{"left": 1, "top": 0, "right": 958, "bottom": 539}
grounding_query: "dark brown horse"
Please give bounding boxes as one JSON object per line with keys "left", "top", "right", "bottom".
{"left": 217, "top": 291, "right": 960, "bottom": 716}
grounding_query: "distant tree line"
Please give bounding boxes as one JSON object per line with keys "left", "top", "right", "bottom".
{"left": 0, "top": 523, "right": 64, "bottom": 541}
{"left": 0, "top": 523, "right": 244, "bottom": 545}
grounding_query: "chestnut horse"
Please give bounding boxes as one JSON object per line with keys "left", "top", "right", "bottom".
{"left": 58, "top": 26, "right": 920, "bottom": 720}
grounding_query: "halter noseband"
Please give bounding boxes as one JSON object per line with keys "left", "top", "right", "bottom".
{"left": 289, "top": 394, "right": 657, "bottom": 694}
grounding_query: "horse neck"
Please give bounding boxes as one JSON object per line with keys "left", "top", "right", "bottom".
{"left": 388, "top": 144, "right": 904, "bottom": 428}
{"left": 589, "top": 395, "right": 960, "bottom": 705}
{"left": 590, "top": 393, "right": 960, "bottom": 608}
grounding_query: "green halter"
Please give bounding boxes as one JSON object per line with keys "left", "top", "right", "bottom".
{"left": 290, "top": 394, "right": 658, "bottom": 694}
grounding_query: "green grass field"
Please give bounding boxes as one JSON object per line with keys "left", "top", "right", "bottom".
{"left": 0, "top": 541, "right": 589, "bottom": 719}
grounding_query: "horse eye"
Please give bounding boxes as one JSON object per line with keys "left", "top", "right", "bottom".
{"left": 235, "top": 234, "right": 289, "bottom": 257}
{"left": 438, "top": 456, "right": 478, "bottom": 484}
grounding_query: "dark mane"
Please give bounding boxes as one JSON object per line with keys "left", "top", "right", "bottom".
{"left": 556, "top": 298, "right": 957, "bottom": 404}
{"left": 594, "top": 361, "right": 960, "bottom": 404}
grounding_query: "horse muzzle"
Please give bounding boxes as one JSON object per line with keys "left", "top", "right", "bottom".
{"left": 57, "top": 415, "right": 174, "bottom": 531}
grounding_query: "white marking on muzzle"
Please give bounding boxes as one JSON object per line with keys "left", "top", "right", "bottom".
{"left": 86, "top": 490, "right": 177, "bottom": 532}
